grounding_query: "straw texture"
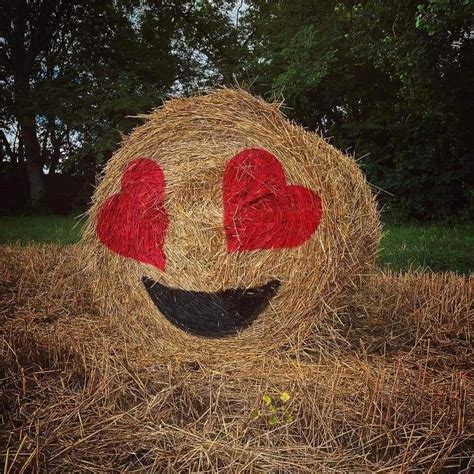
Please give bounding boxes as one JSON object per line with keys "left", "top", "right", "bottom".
{"left": 82, "top": 88, "right": 380, "bottom": 361}
{"left": 1, "top": 244, "right": 472, "bottom": 472}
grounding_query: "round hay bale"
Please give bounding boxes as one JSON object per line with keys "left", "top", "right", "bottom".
{"left": 82, "top": 88, "right": 380, "bottom": 362}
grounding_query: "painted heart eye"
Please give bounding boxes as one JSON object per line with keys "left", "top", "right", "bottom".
{"left": 223, "top": 148, "right": 322, "bottom": 252}
{"left": 96, "top": 158, "right": 169, "bottom": 270}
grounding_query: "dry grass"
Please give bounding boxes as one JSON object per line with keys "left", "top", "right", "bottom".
{"left": 1, "top": 244, "right": 472, "bottom": 472}
{"left": 83, "top": 88, "right": 380, "bottom": 361}
{"left": 1, "top": 89, "right": 471, "bottom": 471}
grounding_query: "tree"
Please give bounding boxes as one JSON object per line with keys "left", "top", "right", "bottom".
{"left": 1, "top": 1, "right": 79, "bottom": 204}
{"left": 0, "top": 0, "right": 244, "bottom": 209}
{"left": 240, "top": 0, "right": 474, "bottom": 220}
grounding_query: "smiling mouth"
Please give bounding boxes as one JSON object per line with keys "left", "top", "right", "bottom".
{"left": 141, "top": 277, "right": 280, "bottom": 338}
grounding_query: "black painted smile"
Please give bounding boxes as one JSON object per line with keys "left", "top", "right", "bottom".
{"left": 142, "top": 277, "right": 280, "bottom": 338}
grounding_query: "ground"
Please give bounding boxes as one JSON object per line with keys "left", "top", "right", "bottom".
{"left": 0, "top": 218, "right": 472, "bottom": 471}
{"left": 0, "top": 215, "right": 472, "bottom": 273}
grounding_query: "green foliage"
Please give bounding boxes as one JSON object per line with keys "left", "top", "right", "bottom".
{"left": 241, "top": 0, "right": 474, "bottom": 221}
{"left": 0, "top": 0, "right": 244, "bottom": 177}
{"left": 1, "top": 1, "right": 472, "bottom": 220}
{"left": 249, "top": 392, "right": 294, "bottom": 427}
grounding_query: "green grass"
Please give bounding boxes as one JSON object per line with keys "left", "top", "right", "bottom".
{"left": 0, "top": 215, "right": 84, "bottom": 245}
{"left": 380, "top": 224, "right": 473, "bottom": 275}
{"left": 0, "top": 216, "right": 472, "bottom": 275}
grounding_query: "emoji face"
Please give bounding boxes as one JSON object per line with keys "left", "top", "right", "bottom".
{"left": 96, "top": 148, "right": 322, "bottom": 337}
{"left": 84, "top": 89, "right": 379, "bottom": 359}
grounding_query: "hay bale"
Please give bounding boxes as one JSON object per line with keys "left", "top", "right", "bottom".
{"left": 82, "top": 88, "right": 380, "bottom": 361}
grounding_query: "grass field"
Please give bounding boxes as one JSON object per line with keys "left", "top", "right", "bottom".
{"left": 0, "top": 215, "right": 472, "bottom": 274}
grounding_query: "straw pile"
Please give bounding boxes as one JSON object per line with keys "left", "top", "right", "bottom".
{"left": 1, "top": 244, "right": 472, "bottom": 471}
{"left": 82, "top": 88, "right": 380, "bottom": 362}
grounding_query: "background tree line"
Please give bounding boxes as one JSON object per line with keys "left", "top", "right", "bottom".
{"left": 1, "top": 0, "right": 472, "bottom": 220}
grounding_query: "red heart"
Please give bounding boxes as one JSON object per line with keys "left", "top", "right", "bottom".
{"left": 223, "top": 148, "right": 322, "bottom": 252}
{"left": 97, "top": 158, "right": 169, "bottom": 270}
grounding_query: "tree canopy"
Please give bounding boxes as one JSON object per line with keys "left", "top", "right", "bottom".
{"left": 0, "top": 0, "right": 472, "bottom": 220}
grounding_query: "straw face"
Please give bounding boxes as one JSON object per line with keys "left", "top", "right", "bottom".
{"left": 82, "top": 88, "right": 380, "bottom": 359}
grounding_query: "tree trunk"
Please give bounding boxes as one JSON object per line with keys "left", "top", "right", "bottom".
{"left": 10, "top": 0, "right": 47, "bottom": 208}
{"left": 47, "top": 116, "right": 61, "bottom": 176}
{"left": 20, "top": 118, "right": 46, "bottom": 206}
